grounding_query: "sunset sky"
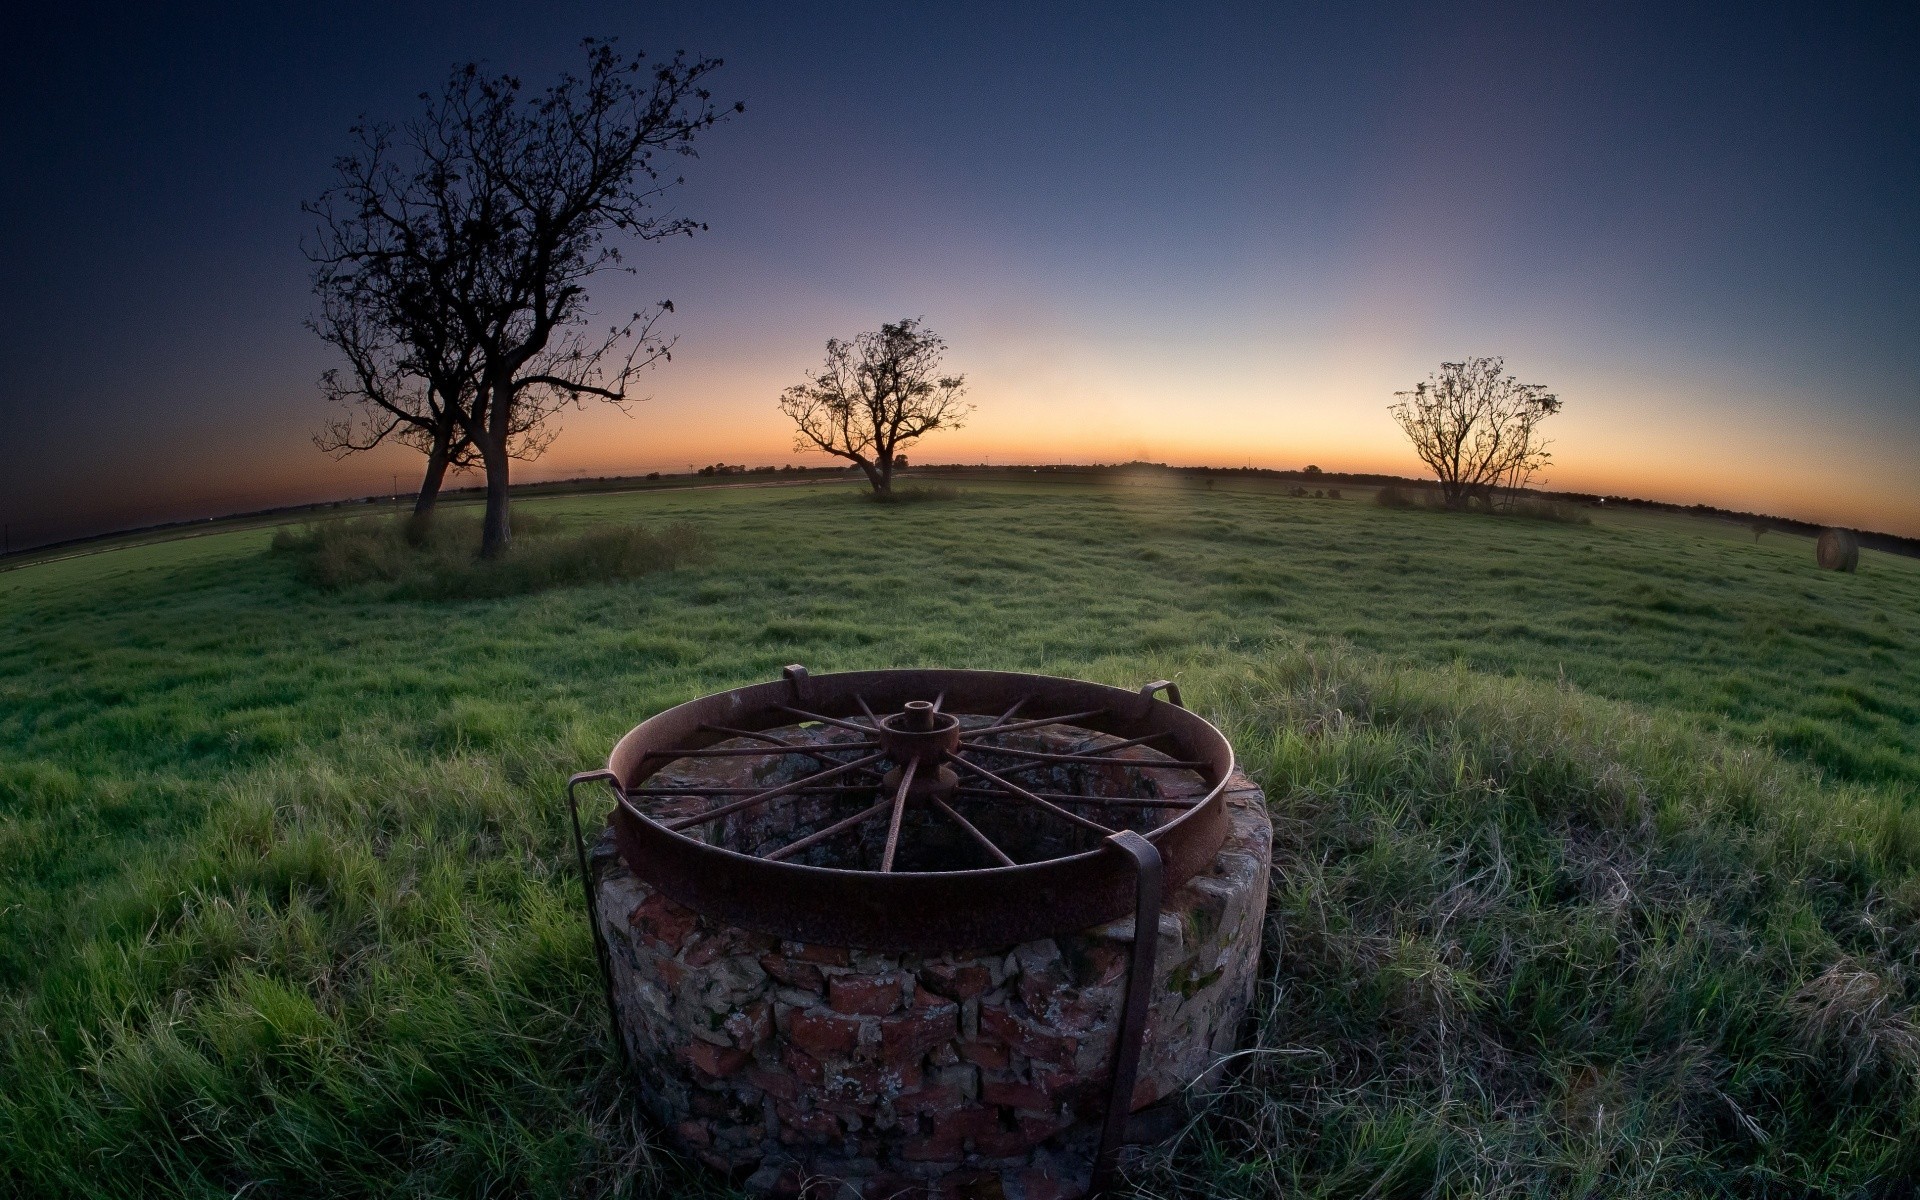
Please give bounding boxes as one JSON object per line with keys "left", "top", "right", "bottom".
{"left": 3, "top": 2, "right": 1916, "bottom": 549}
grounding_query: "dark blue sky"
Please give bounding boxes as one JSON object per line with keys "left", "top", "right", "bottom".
{"left": 2, "top": 2, "right": 1916, "bottom": 547}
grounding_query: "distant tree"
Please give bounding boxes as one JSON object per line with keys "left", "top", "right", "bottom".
{"left": 1389, "top": 358, "right": 1561, "bottom": 510}
{"left": 307, "top": 40, "right": 739, "bottom": 556}
{"left": 778, "top": 318, "right": 970, "bottom": 496}
{"left": 1750, "top": 519, "right": 1770, "bottom": 542}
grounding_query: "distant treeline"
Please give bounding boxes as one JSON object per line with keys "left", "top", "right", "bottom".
{"left": 7, "top": 460, "right": 1916, "bottom": 562}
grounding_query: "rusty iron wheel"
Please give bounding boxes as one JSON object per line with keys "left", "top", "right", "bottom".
{"left": 579, "top": 666, "right": 1235, "bottom": 953}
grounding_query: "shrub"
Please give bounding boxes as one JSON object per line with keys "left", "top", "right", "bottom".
{"left": 1507, "top": 498, "right": 1593, "bottom": 525}
{"left": 1327, "top": 488, "right": 1341, "bottom": 500}
{"left": 869, "top": 485, "right": 962, "bottom": 504}
{"left": 1374, "top": 484, "right": 1420, "bottom": 509}
{"left": 270, "top": 515, "right": 706, "bottom": 599}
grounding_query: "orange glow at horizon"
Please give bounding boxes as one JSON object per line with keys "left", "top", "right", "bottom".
{"left": 413, "top": 359, "right": 1919, "bottom": 539}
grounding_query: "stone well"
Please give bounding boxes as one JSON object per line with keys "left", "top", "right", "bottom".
{"left": 588, "top": 720, "right": 1271, "bottom": 1200}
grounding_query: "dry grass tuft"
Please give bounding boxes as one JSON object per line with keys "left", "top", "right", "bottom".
{"left": 1791, "top": 959, "right": 1920, "bottom": 1085}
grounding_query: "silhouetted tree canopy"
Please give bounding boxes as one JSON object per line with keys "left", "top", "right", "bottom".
{"left": 778, "top": 318, "right": 970, "bottom": 496}
{"left": 306, "top": 38, "right": 739, "bottom": 555}
{"left": 1389, "top": 358, "right": 1561, "bottom": 510}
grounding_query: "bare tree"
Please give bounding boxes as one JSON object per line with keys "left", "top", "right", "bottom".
{"left": 778, "top": 318, "right": 970, "bottom": 496}
{"left": 307, "top": 39, "right": 739, "bottom": 556}
{"left": 1388, "top": 358, "right": 1561, "bottom": 510}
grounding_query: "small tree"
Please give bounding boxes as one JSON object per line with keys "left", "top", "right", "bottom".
{"left": 778, "top": 318, "right": 970, "bottom": 496}
{"left": 1389, "top": 358, "right": 1561, "bottom": 510}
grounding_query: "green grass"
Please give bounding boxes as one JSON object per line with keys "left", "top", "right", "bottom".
{"left": 2, "top": 477, "right": 1917, "bottom": 1196}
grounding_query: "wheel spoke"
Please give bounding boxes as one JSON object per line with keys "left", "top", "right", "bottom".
{"left": 763, "top": 796, "right": 894, "bottom": 863}
{"left": 946, "top": 754, "right": 1115, "bottom": 835}
{"left": 632, "top": 784, "right": 880, "bottom": 797}
{"left": 645, "top": 741, "right": 879, "bottom": 760}
{"left": 778, "top": 705, "right": 874, "bottom": 734}
{"left": 959, "top": 741, "right": 1205, "bottom": 769}
{"left": 954, "top": 787, "right": 1199, "bottom": 810}
{"left": 929, "top": 794, "right": 1017, "bottom": 866}
{"left": 982, "top": 695, "right": 1028, "bottom": 729}
{"left": 699, "top": 724, "right": 878, "bottom": 767}
{"left": 960, "top": 708, "right": 1106, "bottom": 738}
{"left": 880, "top": 759, "right": 919, "bottom": 872}
{"left": 661, "top": 752, "right": 887, "bottom": 832}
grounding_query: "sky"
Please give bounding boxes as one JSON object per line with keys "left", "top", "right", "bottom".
{"left": 2, "top": 2, "right": 1916, "bottom": 550}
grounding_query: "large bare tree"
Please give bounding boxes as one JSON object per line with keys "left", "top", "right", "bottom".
{"left": 778, "top": 318, "right": 971, "bottom": 496}
{"left": 1388, "top": 358, "right": 1561, "bottom": 510}
{"left": 307, "top": 39, "right": 738, "bottom": 555}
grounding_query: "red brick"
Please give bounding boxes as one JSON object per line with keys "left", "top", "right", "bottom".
{"left": 1017, "top": 967, "right": 1069, "bottom": 1015}
{"left": 958, "top": 1040, "right": 1011, "bottom": 1070}
{"left": 932, "top": 1107, "right": 1001, "bottom": 1140}
{"left": 784, "top": 940, "right": 851, "bottom": 966}
{"left": 627, "top": 892, "right": 698, "bottom": 950}
{"left": 880, "top": 1004, "right": 957, "bottom": 1068}
{"left": 899, "top": 1131, "right": 967, "bottom": 1162}
{"left": 725, "top": 1000, "right": 773, "bottom": 1049}
{"left": 980, "top": 1077, "right": 1052, "bottom": 1111}
{"left": 979, "top": 1004, "right": 1075, "bottom": 1065}
{"left": 775, "top": 1102, "right": 842, "bottom": 1143}
{"left": 784, "top": 1007, "right": 862, "bottom": 1058}
{"left": 820, "top": 1059, "right": 921, "bottom": 1101}
{"left": 688, "top": 1089, "right": 731, "bottom": 1117}
{"left": 672, "top": 1118, "right": 713, "bottom": 1148}
{"left": 1069, "top": 940, "right": 1129, "bottom": 987}
{"left": 677, "top": 1040, "right": 751, "bottom": 1078}
{"left": 782, "top": 1044, "right": 826, "bottom": 1083}
{"left": 682, "top": 933, "right": 731, "bottom": 967}
{"left": 761, "top": 954, "right": 827, "bottom": 991}
{"left": 972, "top": 1125, "right": 1049, "bottom": 1157}
{"left": 891, "top": 1083, "right": 965, "bottom": 1115}
{"left": 918, "top": 962, "right": 992, "bottom": 1001}
{"left": 650, "top": 952, "right": 687, "bottom": 989}
{"left": 745, "top": 1065, "right": 801, "bottom": 1101}
{"left": 1046, "top": 989, "right": 1116, "bottom": 1034}
{"left": 863, "top": 1174, "right": 927, "bottom": 1200}
{"left": 829, "top": 973, "right": 904, "bottom": 1016}
{"left": 695, "top": 1148, "right": 739, "bottom": 1174}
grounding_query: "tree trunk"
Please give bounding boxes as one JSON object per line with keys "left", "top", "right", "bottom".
{"left": 478, "top": 437, "right": 511, "bottom": 558}
{"left": 858, "top": 459, "right": 886, "bottom": 496}
{"left": 406, "top": 442, "right": 451, "bottom": 544}
{"left": 877, "top": 454, "right": 894, "bottom": 496}
{"left": 476, "top": 372, "right": 516, "bottom": 558}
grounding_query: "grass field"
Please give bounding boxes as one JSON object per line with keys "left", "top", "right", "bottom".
{"left": 3, "top": 476, "right": 1918, "bottom": 1197}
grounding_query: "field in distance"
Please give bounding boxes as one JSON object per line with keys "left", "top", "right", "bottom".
{"left": 3, "top": 477, "right": 1917, "bottom": 1197}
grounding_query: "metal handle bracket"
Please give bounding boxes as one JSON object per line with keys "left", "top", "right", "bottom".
{"left": 1092, "top": 828, "right": 1165, "bottom": 1196}
{"left": 567, "top": 768, "right": 628, "bottom": 1070}
{"left": 1138, "top": 679, "right": 1183, "bottom": 713}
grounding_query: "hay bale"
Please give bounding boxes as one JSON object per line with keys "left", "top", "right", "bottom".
{"left": 1816, "top": 528, "right": 1860, "bottom": 572}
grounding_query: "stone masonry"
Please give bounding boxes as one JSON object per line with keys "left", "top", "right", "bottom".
{"left": 590, "top": 745, "right": 1270, "bottom": 1200}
